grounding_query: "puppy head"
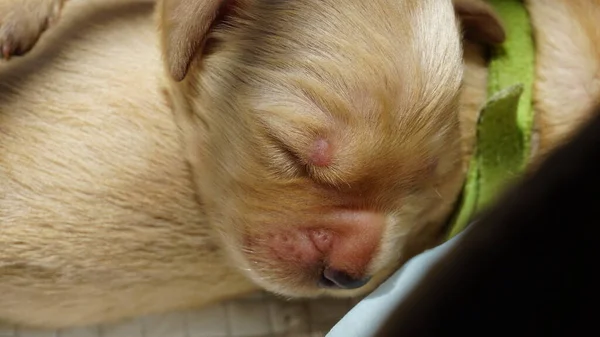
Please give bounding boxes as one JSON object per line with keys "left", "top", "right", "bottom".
{"left": 159, "top": 0, "right": 505, "bottom": 297}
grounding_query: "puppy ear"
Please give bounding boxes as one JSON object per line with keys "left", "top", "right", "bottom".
{"left": 159, "top": 0, "right": 224, "bottom": 82}
{"left": 454, "top": 0, "right": 506, "bottom": 46}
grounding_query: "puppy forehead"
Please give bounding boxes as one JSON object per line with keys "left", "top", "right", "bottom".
{"left": 223, "top": 0, "right": 460, "bottom": 61}
{"left": 197, "top": 0, "right": 463, "bottom": 96}
{"left": 198, "top": 0, "right": 463, "bottom": 139}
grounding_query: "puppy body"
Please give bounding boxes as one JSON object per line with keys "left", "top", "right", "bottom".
{"left": 159, "top": 0, "right": 466, "bottom": 300}
{"left": 0, "top": 0, "right": 256, "bottom": 327}
{"left": 0, "top": 0, "right": 467, "bottom": 327}
{"left": 0, "top": 0, "right": 598, "bottom": 330}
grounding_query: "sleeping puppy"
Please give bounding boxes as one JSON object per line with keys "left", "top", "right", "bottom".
{"left": 159, "top": 0, "right": 599, "bottom": 298}
{"left": 0, "top": 0, "right": 482, "bottom": 327}
{"left": 0, "top": 0, "right": 597, "bottom": 329}
{"left": 156, "top": 0, "right": 473, "bottom": 299}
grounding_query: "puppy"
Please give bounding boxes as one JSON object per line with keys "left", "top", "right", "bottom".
{"left": 0, "top": 0, "right": 597, "bottom": 330}
{"left": 0, "top": 0, "right": 475, "bottom": 327}
{"left": 157, "top": 0, "right": 473, "bottom": 300}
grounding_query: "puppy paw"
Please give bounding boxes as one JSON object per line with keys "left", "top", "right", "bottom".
{"left": 0, "top": 0, "right": 64, "bottom": 60}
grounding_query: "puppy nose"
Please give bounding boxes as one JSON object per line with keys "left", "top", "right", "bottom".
{"left": 319, "top": 268, "right": 372, "bottom": 289}
{"left": 264, "top": 210, "right": 385, "bottom": 288}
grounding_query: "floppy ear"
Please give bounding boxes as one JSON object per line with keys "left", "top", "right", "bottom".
{"left": 454, "top": 0, "right": 506, "bottom": 46}
{"left": 159, "top": 0, "right": 224, "bottom": 82}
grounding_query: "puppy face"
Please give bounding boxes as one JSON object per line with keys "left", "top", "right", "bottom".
{"left": 159, "top": 0, "right": 503, "bottom": 297}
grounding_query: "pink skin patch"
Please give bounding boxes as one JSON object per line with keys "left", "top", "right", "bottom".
{"left": 309, "top": 229, "right": 334, "bottom": 253}
{"left": 309, "top": 138, "right": 333, "bottom": 167}
{"left": 264, "top": 230, "right": 326, "bottom": 267}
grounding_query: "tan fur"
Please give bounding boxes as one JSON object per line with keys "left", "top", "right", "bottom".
{"left": 458, "top": 41, "right": 490, "bottom": 166}
{"left": 159, "top": 0, "right": 467, "bottom": 299}
{"left": 0, "top": 0, "right": 597, "bottom": 330}
{"left": 0, "top": 0, "right": 256, "bottom": 328}
{"left": 528, "top": 0, "right": 600, "bottom": 161}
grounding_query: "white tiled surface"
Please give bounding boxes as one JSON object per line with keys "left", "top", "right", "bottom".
{"left": 0, "top": 292, "right": 359, "bottom": 337}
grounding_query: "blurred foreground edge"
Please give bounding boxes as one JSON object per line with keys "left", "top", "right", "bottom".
{"left": 376, "top": 104, "right": 600, "bottom": 337}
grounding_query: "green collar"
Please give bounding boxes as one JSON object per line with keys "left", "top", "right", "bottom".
{"left": 446, "top": 0, "right": 536, "bottom": 239}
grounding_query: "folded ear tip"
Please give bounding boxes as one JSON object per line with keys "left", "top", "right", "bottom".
{"left": 487, "top": 25, "right": 507, "bottom": 45}
{"left": 165, "top": 42, "right": 195, "bottom": 82}
{"left": 169, "top": 62, "right": 188, "bottom": 82}
{"left": 160, "top": 0, "right": 223, "bottom": 82}
{"left": 454, "top": 0, "right": 507, "bottom": 47}
{"left": 463, "top": 25, "right": 506, "bottom": 47}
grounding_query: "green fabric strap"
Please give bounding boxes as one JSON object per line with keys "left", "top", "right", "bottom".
{"left": 446, "top": 0, "right": 536, "bottom": 239}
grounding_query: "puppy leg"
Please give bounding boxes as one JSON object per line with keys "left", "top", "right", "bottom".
{"left": 0, "top": 0, "right": 67, "bottom": 59}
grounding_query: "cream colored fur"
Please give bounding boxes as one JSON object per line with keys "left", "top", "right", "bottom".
{"left": 159, "top": 0, "right": 465, "bottom": 300}
{"left": 528, "top": 0, "right": 600, "bottom": 161}
{"left": 0, "top": 0, "right": 597, "bottom": 329}
{"left": 0, "top": 0, "right": 256, "bottom": 328}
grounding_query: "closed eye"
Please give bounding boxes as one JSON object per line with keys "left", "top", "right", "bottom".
{"left": 263, "top": 130, "right": 347, "bottom": 189}
{"left": 265, "top": 133, "right": 310, "bottom": 178}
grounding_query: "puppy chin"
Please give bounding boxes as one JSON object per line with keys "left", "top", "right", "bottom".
{"left": 251, "top": 277, "right": 327, "bottom": 299}
{"left": 216, "top": 215, "right": 397, "bottom": 298}
{"left": 322, "top": 280, "right": 382, "bottom": 298}
{"left": 246, "top": 269, "right": 377, "bottom": 299}
{"left": 212, "top": 238, "right": 307, "bottom": 296}
{"left": 232, "top": 249, "right": 390, "bottom": 299}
